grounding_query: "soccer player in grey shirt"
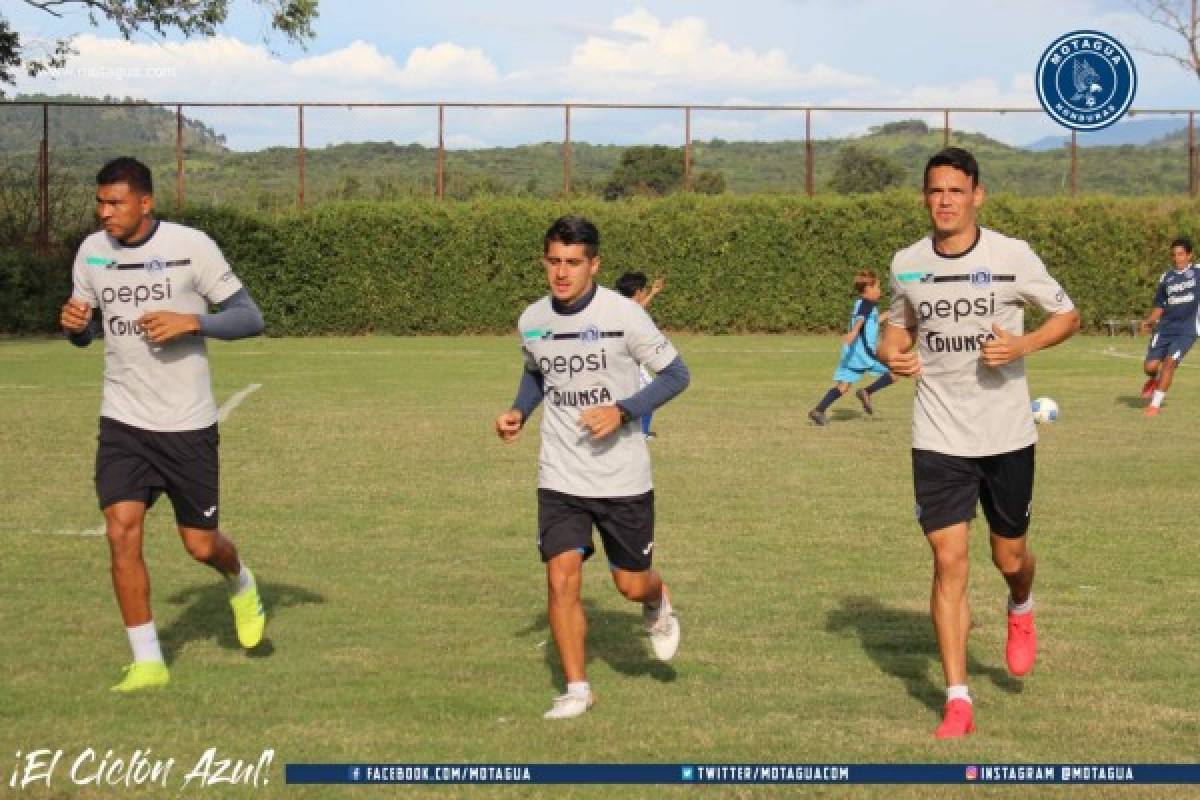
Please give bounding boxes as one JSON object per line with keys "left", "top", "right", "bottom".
{"left": 60, "top": 158, "right": 266, "bottom": 692}
{"left": 878, "top": 148, "right": 1079, "bottom": 739}
{"left": 494, "top": 216, "right": 690, "bottom": 720}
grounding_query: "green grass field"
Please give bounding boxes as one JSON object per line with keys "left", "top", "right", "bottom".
{"left": 2, "top": 333, "right": 1199, "bottom": 799}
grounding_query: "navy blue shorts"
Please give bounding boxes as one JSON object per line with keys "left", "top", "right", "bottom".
{"left": 95, "top": 417, "right": 220, "bottom": 529}
{"left": 537, "top": 489, "right": 655, "bottom": 572}
{"left": 911, "top": 445, "right": 1035, "bottom": 539}
{"left": 1146, "top": 329, "right": 1197, "bottom": 365}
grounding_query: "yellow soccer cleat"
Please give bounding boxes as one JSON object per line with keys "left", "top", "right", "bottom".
{"left": 111, "top": 660, "right": 169, "bottom": 692}
{"left": 229, "top": 571, "right": 266, "bottom": 649}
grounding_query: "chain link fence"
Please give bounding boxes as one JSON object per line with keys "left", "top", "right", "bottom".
{"left": 1, "top": 101, "right": 1196, "bottom": 246}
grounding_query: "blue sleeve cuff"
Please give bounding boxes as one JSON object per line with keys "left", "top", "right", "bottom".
{"left": 511, "top": 368, "right": 545, "bottom": 422}
{"left": 616, "top": 356, "right": 690, "bottom": 420}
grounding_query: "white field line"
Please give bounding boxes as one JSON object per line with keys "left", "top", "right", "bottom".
{"left": 26, "top": 383, "right": 263, "bottom": 536}
{"left": 217, "top": 382, "right": 263, "bottom": 423}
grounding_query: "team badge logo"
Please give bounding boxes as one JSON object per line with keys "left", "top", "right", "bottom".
{"left": 1036, "top": 30, "right": 1136, "bottom": 131}
{"left": 146, "top": 257, "right": 166, "bottom": 273}
{"left": 580, "top": 324, "right": 601, "bottom": 343}
{"left": 970, "top": 269, "right": 991, "bottom": 288}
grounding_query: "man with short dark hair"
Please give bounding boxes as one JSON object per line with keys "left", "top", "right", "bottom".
{"left": 60, "top": 157, "right": 267, "bottom": 691}
{"left": 495, "top": 215, "right": 690, "bottom": 719}
{"left": 879, "top": 147, "right": 1080, "bottom": 738}
{"left": 1138, "top": 236, "right": 1197, "bottom": 416}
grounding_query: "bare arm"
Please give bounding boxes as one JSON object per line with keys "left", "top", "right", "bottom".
{"left": 878, "top": 323, "right": 920, "bottom": 377}
{"left": 842, "top": 317, "right": 865, "bottom": 346}
{"left": 638, "top": 277, "right": 665, "bottom": 309}
{"left": 981, "top": 310, "right": 1081, "bottom": 367}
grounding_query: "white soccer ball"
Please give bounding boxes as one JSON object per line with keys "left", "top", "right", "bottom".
{"left": 1031, "top": 397, "right": 1059, "bottom": 424}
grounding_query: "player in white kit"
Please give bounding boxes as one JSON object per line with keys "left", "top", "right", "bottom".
{"left": 60, "top": 158, "right": 267, "bottom": 691}
{"left": 879, "top": 148, "right": 1079, "bottom": 738}
{"left": 495, "top": 217, "right": 690, "bottom": 719}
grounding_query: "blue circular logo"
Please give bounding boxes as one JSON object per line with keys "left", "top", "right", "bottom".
{"left": 1036, "top": 30, "right": 1136, "bottom": 131}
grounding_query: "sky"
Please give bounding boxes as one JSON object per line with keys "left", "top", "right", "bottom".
{"left": 5, "top": 0, "right": 1199, "bottom": 150}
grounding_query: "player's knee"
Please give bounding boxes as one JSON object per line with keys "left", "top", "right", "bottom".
{"left": 932, "top": 549, "right": 968, "bottom": 581}
{"left": 104, "top": 519, "right": 142, "bottom": 555}
{"left": 181, "top": 532, "right": 216, "bottom": 563}
{"left": 992, "top": 546, "right": 1029, "bottom": 574}
{"left": 185, "top": 541, "right": 214, "bottom": 564}
{"left": 611, "top": 570, "right": 644, "bottom": 601}
{"left": 545, "top": 568, "right": 579, "bottom": 603}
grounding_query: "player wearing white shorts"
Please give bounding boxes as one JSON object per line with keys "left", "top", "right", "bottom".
{"left": 495, "top": 217, "right": 690, "bottom": 719}
{"left": 879, "top": 147, "right": 1079, "bottom": 739}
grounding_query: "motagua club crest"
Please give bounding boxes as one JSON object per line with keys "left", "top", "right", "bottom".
{"left": 1036, "top": 30, "right": 1137, "bottom": 131}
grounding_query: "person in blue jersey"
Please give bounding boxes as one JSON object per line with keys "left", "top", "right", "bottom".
{"left": 1139, "top": 237, "right": 1198, "bottom": 417}
{"left": 808, "top": 270, "right": 895, "bottom": 426}
{"left": 494, "top": 216, "right": 690, "bottom": 720}
{"left": 59, "top": 157, "right": 267, "bottom": 692}
{"left": 614, "top": 271, "right": 665, "bottom": 439}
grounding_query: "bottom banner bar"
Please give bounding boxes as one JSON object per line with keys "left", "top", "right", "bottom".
{"left": 286, "top": 763, "right": 1200, "bottom": 785}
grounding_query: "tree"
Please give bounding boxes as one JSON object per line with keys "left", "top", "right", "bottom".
{"left": 827, "top": 144, "right": 905, "bottom": 194}
{"left": 604, "top": 145, "right": 685, "bottom": 199}
{"left": 1128, "top": 1, "right": 1200, "bottom": 80}
{"left": 692, "top": 169, "right": 726, "bottom": 195}
{"left": 869, "top": 119, "right": 930, "bottom": 136}
{"left": 1, "top": 1, "right": 319, "bottom": 96}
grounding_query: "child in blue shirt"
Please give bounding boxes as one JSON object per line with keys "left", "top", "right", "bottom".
{"left": 808, "top": 270, "right": 894, "bottom": 426}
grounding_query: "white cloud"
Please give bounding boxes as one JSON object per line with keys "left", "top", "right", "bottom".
{"left": 23, "top": 34, "right": 501, "bottom": 101}
{"left": 395, "top": 43, "right": 499, "bottom": 86}
{"left": 566, "top": 8, "right": 875, "bottom": 96}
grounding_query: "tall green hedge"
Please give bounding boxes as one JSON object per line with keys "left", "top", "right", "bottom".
{"left": 3, "top": 193, "right": 1197, "bottom": 335}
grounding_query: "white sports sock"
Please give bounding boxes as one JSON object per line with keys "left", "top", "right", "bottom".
{"left": 566, "top": 680, "right": 591, "bottom": 698}
{"left": 226, "top": 563, "right": 254, "bottom": 596}
{"left": 126, "top": 621, "right": 164, "bottom": 664}
{"left": 946, "top": 684, "right": 971, "bottom": 704}
{"left": 1008, "top": 595, "right": 1034, "bottom": 615}
{"left": 1151, "top": 390, "right": 1166, "bottom": 408}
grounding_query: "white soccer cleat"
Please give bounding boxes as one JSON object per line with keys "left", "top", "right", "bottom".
{"left": 543, "top": 691, "right": 595, "bottom": 720}
{"left": 644, "top": 592, "right": 680, "bottom": 661}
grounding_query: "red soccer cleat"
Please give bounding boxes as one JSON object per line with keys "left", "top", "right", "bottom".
{"left": 1144, "top": 405, "right": 1161, "bottom": 417}
{"left": 1141, "top": 378, "right": 1157, "bottom": 399}
{"left": 1006, "top": 610, "right": 1037, "bottom": 676}
{"left": 934, "top": 698, "right": 975, "bottom": 739}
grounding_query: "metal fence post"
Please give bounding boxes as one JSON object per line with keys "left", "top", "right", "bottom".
{"left": 684, "top": 106, "right": 692, "bottom": 192}
{"left": 176, "top": 105, "right": 184, "bottom": 211}
{"left": 563, "top": 104, "right": 571, "bottom": 195}
{"left": 437, "top": 104, "right": 445, "bottom": 200}
{"left": 1070, "top": 129, "right": 1078, "bottom": 196}
{"left": 37, "top": 103, "right": 49, "bottom": 250}
{"left": 805, "top": 108, "right": 814, "bottom": 197}
{"left": 943, "top": 110, "right": 949, "bottom": 147}
{"left": 298, "top": 104, "right": 306, "bottom": 210}
{"left": 1190, "top": 111, "right": 1197, "bottom": 198}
